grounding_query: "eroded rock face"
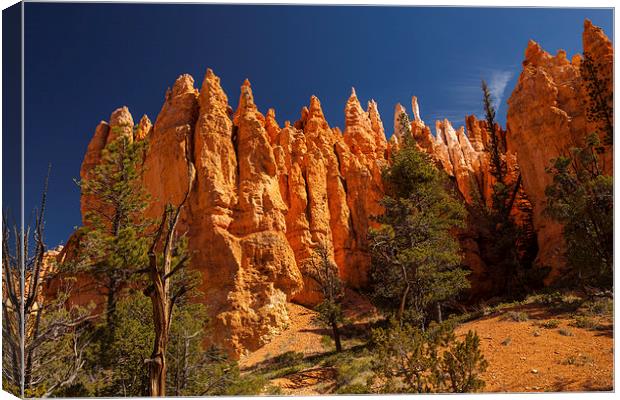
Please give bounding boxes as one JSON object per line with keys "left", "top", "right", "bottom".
{"left": 75, "top": 69, "right": 396, "bottom": 356}
{"left": 341, "top": 89, "right": 388, "bottom": 287}
{"left": 75, "top": 74, "right": 516, "bottom": 356}
{"left": 506, "top": 19, "right": 613, "bottom": 281}
{"left": 71, "top": 18, "right": 611, "bottom": 357}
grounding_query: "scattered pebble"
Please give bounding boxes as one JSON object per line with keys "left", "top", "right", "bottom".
{"left": 531, "top": 369, "right": 539, "bottom": 374}
{"left": 520, "top": 356, "right": 527, "bottom": 361}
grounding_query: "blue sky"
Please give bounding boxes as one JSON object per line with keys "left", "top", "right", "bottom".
{"left": 13, "top": 4, "right": 613, "bottom": 247}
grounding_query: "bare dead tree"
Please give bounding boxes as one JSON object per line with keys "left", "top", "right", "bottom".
{"left": 143, "top": 154, "right": 196, "bottom": 397}
{"left": 2, "top": 169, "right": 96, "bottom": 397}
{"left": 170, "top": 328, "right": 201, "bottom": 395}
{"left": 2, "top": 214, "right": 24, "bottom": 396}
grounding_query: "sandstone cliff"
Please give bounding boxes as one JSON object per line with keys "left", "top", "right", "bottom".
{"left": 70, "top": 20, "right": 612, "bottom": 357}
{"left": 506, "top": 19, "right": 613, "bottom": 281}
{"left": 75, "top": 84, "right": 505, "bottom": 356}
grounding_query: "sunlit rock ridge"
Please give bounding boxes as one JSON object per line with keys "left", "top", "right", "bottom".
{"left": 68, "top": 19, "right": 612, "bottom": 357}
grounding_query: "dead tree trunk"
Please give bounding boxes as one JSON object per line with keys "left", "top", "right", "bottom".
{"left": 145, "top": 156, "right": 195, "bottom": 397}
{"left": 145, "top": 250, "right": 170, "bottom": 397}
{"left": 3, "top": 168, "right": 94, "bottom": 397}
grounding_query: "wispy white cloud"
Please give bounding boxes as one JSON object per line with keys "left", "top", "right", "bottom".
{"left": 487, "top": 70, "right": 513, "bottom": 113}
{"left": 425, "top": 67, "right": 516, "bottom": 126}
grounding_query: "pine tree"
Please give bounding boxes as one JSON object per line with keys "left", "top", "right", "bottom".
{"left": 70, "top": 129, "right": 151, "bottom": 356}
{"left": 481, "top": 81, "right": 507, "bottom": 186}
{"left": 167, "top": 303, "right": 236, "bottom": 396}
{"left": 369, "top": 113, "right": 469, "bottom": 326}
{"left": 307, "top": 245, "right": 345, "bottom": 352}
{"left": 581, "top": 52, "right": 613, "bottom": 146}
{"left": 476, "top": 81, "right": 535, "bottom": 297}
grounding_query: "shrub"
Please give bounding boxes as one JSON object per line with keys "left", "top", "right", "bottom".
{"left": 532, "top": 292, "right": 581, "bottom": 312}
{"left": 561, "top": 354, "right": 594, "bottom": 366}
{"left": 335, "top": 357, "right": 371, "bottom": 389}
{"left": 441, "top": 331, "right": 489, "bottom": 393}
{"left": 504, "top": 311, "right": 529, "bottom": 322}
{"left": 368, "top": 322, "right": 487, "bottom": 393}
{"left": 265, "top": 385, "right": 283, "bottom": 395}
{"left": 580, "top": 298, "right": 613, "bottom": 317}
{"left": 572, "top": 316, "right": 598, "bottom": 329}
{"left": 541, "top": 319, "right": 560, "bottom": 329}
{"left": 540, "top": 291, "right": 563, "bottom": 305}
{"left": 223, "top": 374, "right": 268, "bottom": 395}
{"left": 321, "top": 334, "right": 334, "bottom": 350}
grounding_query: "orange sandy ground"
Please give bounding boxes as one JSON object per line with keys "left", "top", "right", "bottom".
{"left": 239, "top": 299, "right": 613, "bottom": 394}
{"left": 455, "top": 304, "right": 613, "bottom": 392}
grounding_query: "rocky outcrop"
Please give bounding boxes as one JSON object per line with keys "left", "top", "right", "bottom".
{"left": 70, "top": 19, "right": 611, "bottom": 357}
{"left": 506, "top": 19, "right": 613, "bottom": 281}
{"left": 75, "top": 69, "right": 393, "bottom": 356}
{"left": 340, "top": 89, "right": 388, "bottom": 287}
{"left": 75, "top": 74, "right": 511, "bottom": 356}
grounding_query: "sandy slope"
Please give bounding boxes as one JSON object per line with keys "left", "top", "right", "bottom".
{"left": 454, "top": 304, "right": 613, "bottom": 392}
{"left": 239, "top": 298, "right": 613, "bottom": 394}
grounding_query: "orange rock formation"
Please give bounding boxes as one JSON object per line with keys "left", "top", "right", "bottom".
{"left": 506, "top": 19, "right": 613, "bottom": 281}
{"left": 69, "top": 20, "right": 612, "bottom": 357}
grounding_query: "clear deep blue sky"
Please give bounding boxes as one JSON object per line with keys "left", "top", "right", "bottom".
{"left": 18, "top": 4, "right": 612, "bottom": 247}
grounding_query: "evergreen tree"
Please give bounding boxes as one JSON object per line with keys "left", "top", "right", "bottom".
{"left": 475, "top": 81, "right": 537, "bottom": 297}
{"left": 545, "top": 139, "right": 613, "bottom": 288}
{"left": 81, "top": 294, "right": 233, "bottom": 397}
{"left": 307, "top": 245, "right": 345, "bottom": 352}
{"left": 70, "top": 129, "right": 151, "bottom": 356}
{"left": 369, "top": 113, "right": 469, "bottom": 326}
{"left": 97, "top": 294, "right": 154, "bottom": 397}
{"left": 581, "top": 52, "right": 613, "bottom": 146}
{"left": 167, "top": 303, "right": 236, "bottom": 396}
{"left": 481, "top": 81, "right": 507, "bottom": 186}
